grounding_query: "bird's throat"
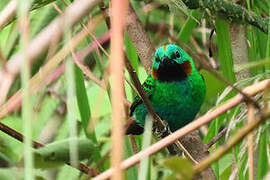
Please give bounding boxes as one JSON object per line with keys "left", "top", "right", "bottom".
{"left": 154, "top": 60, "right": 192, "bottom": 82}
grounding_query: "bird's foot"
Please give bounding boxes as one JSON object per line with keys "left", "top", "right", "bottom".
{"left": 153, "top": 121, "right": 170, "bottom": 138}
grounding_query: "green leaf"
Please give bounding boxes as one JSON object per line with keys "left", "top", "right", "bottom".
{"left": 74, "top": 65, "right": 95, "bottom": 140}
{"left": 200, "top": 70, "right": 226, "bottom": 100}
{"left": 138, "top": 116, "right": 153, "bottom": 180}
{"left": 266, "top": 7, "right": 270, "bottom": 70}
{"left": 177, "top": 10, "right": 201, "bottom": 44}
{"left": 215, "top": 20, "right": 236, "bottom": 83}
{"left": 124, "top": 136, "right": 138, "bottom": 180}
{"left": 125, "top": 34, "right": 139, "bottom": 72}
{"left": 234, "top": 59, "right": 270, "bottom": 72}
{"left": 163, "top": 157, "right": 193, "bottom": 180}
{"left": 33, "top": 138, "right": 95, "bottom": 168}
{"left": 257, "top": 130, "right": 269, "bottom": 180}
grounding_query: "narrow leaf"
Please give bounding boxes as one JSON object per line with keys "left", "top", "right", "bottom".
{"left": 215, "top": 20, "right": 236, "bottom": 83}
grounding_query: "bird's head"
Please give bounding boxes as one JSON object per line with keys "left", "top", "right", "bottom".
{"left": 152, "top": 44, "right": 195, "bottom": 82}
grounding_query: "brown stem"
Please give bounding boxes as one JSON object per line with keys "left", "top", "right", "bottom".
{"left": 125, "top": 6, "right": 155, "bottom": 74}
{"left": 124, "top": 55, "right": 165, "bottom": 131}
{"left": 206, "top": 127, "right": 228, "bottom": 149}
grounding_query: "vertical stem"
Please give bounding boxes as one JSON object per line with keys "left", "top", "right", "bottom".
{"left": 110, "top": 0, "right": 129, "bottom": 180}
{"left": 65, "top": 20, "right": 78, "bottom": 167}
{"left": 169, "top": 14, "right": 174, "bottom": 43}
{"left": 266, "top": 7, "right": 270, "bottom": 71}
{"left": 66, "top": 57, "right": 78, "bottom": 167}
{"left": 17, "top": 0, "right": 33, "bottom": 179}
{"left": 247, "top": 104, "right": 254, "bottom": 180}
{"left": 138, "top": 115, "right": 153, "bottom": 180}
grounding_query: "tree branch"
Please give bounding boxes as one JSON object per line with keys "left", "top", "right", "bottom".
{"left": 182, "top": 0, "right": 269, "bottom": 33}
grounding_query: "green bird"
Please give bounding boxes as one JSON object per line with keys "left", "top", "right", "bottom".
{"left": 126, "top": 44, "right": 206, "bottom": 135}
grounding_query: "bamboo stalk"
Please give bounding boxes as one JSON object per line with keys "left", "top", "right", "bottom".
{"left": 17, "top": 0, "right": 34, "bottom": 178}
{"left": 247, "top": 104, "right": 255, "bottom": 180}
{"left": 0, "top": 0, "right": 17, "bottom": 29}
{"left": 110, "top": 0, "right": 129, "bottom": 180}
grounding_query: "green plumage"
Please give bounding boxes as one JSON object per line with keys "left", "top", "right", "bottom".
{"left": 127, "top": 44, "right": 206, "bottom": 135}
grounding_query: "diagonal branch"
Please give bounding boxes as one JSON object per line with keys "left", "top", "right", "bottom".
{"left": 206, "top": 127, "right": 228, "bottom": 149}
{"left": 0, "top": 29, "right": 109, "bottom": 119}
{"left": 0, "top": 0, "right": 102, "bottom": 105}
{"left": 92, "top": 78, "right": 270, "bottom": 180}
{"left": 194, "top": 107, "right": 270, "bottom": 174}
{"left": 200, "top": 58, "right": 261, "bottom": 109}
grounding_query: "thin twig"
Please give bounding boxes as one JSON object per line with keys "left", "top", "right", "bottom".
{"left": 96, "top": 151, "right": 110, "bottom": 170}
{"left": 124, "top": 55, "right": 164, "bottom": 129}
{"left": 180, "top": 37, "right": 260, "bottom": 110}
{"left": 0, "top": 46, "right": 7, "bottom": 72}
{"left": 247, "top": 104, "right": 255, "bottom": 180}
{"left": 206, "top": 127, "right": 228, "bottom": 149}
{"left": 0, "top": 0, "right": 102, "bottom": 105}
{"left": 194, "top": 108, "right": 270, "bottom": 174}
{"left": 199, "top": 57, "right": 261, "bottom": 110}
{"left": 0, "top": 0, "right": 17, "bottom": 29}
{"left": 0, "top": 17, "right": 104, "bottom": 119}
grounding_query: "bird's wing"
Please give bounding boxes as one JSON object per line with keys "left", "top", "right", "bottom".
{"left": 126, "top": 75, "right": 154, "bottom": 135}
{"left": 129, "top": 75, "right": 154, "bottom": 116}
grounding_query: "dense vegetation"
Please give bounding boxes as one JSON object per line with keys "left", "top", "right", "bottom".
{"left": 0, "top": 0, "right": 269, "bottom": 179}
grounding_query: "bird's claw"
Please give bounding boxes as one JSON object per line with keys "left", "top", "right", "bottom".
{"left": 153, "top": 121, "right": 170, "bottom": 138}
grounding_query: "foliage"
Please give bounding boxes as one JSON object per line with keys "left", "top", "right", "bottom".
{"left": 0, "top": 0, "right": 269, "bottom": 179}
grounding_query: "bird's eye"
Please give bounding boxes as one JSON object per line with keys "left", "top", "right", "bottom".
{"left": 175, "top": 51, "right": 181, "bottom": 58}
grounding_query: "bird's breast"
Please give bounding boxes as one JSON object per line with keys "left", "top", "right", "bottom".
{"left": 150, "top": 73, "right": 206, "bottom": 131}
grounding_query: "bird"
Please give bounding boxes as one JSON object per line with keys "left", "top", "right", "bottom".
{"left": 126, "top": 44, "right": 206, "bottom": 135}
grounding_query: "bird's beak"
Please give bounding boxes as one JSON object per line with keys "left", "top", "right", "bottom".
{"left": 161, "top": 56, "right": 170, "bottom": 65}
